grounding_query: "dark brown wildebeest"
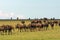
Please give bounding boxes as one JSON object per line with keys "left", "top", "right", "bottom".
{"left": 21, "top": 21, "right": 29, "bottom": 32}
{"left": 43, "top": 20, "right": 47, "bottom": 23}
{"left": 58, "top": 22, "right": 60, "bottom": 26}
{"left": 29, "top": 20, "right": 43, "bottom": 31}
{"left": 16, "top": 24, "right": 24, "bottom": 32}
{"left": 43, "top": 23, "right": 49, "bottom": 30}
{"left": 53, "top": 20, "right": 58, "bottom": 26}
{"left": 27, "top": 20, "right": 42, "bottom": 31}
{"left": 0, "top": 25, "right": 5, "bottom": 34}
{"left": 47, "top": 21, "right": 52, "bottom": 24}
{"left": 31, "top": 20, "right": 38, "bottom": 23}
{"left": 36, "top": 23, "right": 43, "bottom": 31}
{"left": 16, "top": 21, "right": 29, "bottom": 32}
{"left": 4, "top": 25, "right": 14, "bottom": 34}
{"left": 30, "top": 20, "right": 49, "bottom": 31}
{"left": 37, "top": 20, "right": 42, "bottom": 23}
{"left": 29, "top": 23, "right": 36, "bottom": 32}
{"left": 50, "top": 22, "right": 54, "bottom": 29}
{"left": 0, "top": 25, "right": 14, "bottom": 35}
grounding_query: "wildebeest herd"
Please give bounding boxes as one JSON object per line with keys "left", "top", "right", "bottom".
{"left": 0, "top": 19, "right": 60, "bottom": 35}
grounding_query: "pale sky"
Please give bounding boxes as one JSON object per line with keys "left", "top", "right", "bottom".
{"left": 0, "top": 0, "right": 60, "bottom": 19}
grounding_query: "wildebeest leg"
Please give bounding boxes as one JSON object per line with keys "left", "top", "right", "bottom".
{"left": 38, "top": 28, "right": 41, "bottom": 31}
{"left": 56, "top": 23, "right": 57, "bottom": 26}
{"left": 24, "top": 27, "right": 26, "bottom": 32}
{"left": 30, "top": 27, "right": 35, "bottom": 32}
{"left": 0, "top": 31, "right": 2, "bottom": 35}
{"left": 37, "top": 26, "right": 41, "bottom": 31}
{"left": 17, "top": 28, "right": 20, "bottom": 32}
{"left": 0, "top": 30, "right": 4, "bottom": 35}
{"left": 30, "top": 27, "right": 33, "bottom": 32}
{"left": 43, "top": 27, "right": 45, "bottom": 30}
{"left": 5, "top": 30, "right": 7, "bottom": 35}
{"left": 51, "top": 26, "right": 54, "bottom": 29}
{"left": 35, "top": 27, "right": 37, "bottom": 31}
{"left": 46, "top": 26, "right": 47, "bottom": 30}
{"left": 44, "top": 26, "right": 47, "bottom": 30}
{"left": 33, "top": 27, "right": 36, "bottom": 32}
{"left": 2, "top": 30, "right": 4, "bottom": 35}
{"left": 46, "top": 25, "right": 49, "bottom": 30}
{"left": 51, "top": 24, "right": 54, "bottom": 29}
{"left": 39, "top": 27, "right": 43, "bottom": 31}
{"left": 59, "top": 24, "right": 60, "bottom": 27}
{"left": 20, "top": 28, "right": 22, "bottom": 32}
{"left": 24, "top": 27, "right": 28, "bottom": 32}
{"left": 25, "top": 27, "right": 28, "bottom": 32}
{"left": 46, "top": 26, "right": 48, "bottom": 30}
{"left": 8, "top": 29, "right": 12, "bottom": 35}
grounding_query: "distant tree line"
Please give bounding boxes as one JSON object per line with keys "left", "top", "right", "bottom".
{"left": 10, "top": 17, "right": 56, "bottom": 20}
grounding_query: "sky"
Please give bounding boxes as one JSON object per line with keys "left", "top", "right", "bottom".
{"left": 0, "top": 0, "right": 60, "bottom": 19}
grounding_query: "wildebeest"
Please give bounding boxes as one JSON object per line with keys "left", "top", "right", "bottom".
{"left": 36, "top": 23, "right": 43, "bottom": 31}
{"left": 4, "top": 25, "right": 14, "bottom": 34}
{"left": 16, "top": 24, "right": 24, "bottom": 32}
{"left": 43, "top": 23, "right": 49, "bottom": 30}
{"left": 16, "top": 21, "right": 29, "bottom": 32}
{"left": 50, "top": 22, "right": 54, "bottom": 29}
{"left": 28, "top": 22, "right": 38, "bottom": 31}
{"left": 0, "top": 25, "right": 5, "bottom": 33}
{"left": 31, "top": 20, "right": 38, "bottom": 23}
{"left": 0, "top": 25, "right": 14, "bottom": 35}
{"left": 37, "top": 20, "right": 42, "bottom": 23}
{"left": 29, "top": 20, "right": 50, "bottom": 31}
{"left": 58, "top": 22, "right": 60, "bottom": 26}
{"left": 53, "top": 20, "right": 58, "bottom": 26}
{"left": 29, "top": 20, "right": 48, "bottom": 31}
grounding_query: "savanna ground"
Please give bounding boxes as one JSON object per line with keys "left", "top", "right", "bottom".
{"left": 0, "top": 20, "right": 60, "bottom": 40}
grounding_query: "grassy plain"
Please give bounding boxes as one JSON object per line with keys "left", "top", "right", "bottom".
{"left": 0, "top": 20, "right": 60, "bottom": 40}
